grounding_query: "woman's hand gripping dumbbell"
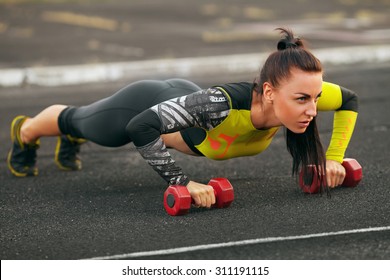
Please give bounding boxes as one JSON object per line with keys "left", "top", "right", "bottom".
{"left": 164, "top": 178, "right": 234, "bottom": 216}
{"left": 299, "top": 158, "right": 363, "bottom": 193}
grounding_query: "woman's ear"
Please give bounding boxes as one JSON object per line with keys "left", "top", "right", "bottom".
{"left": 262, "top": 82, "right": 274, "bottom": 104}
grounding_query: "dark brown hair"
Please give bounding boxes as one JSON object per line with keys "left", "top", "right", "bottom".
{"left": 255, "top": 27, "right": 328, "bottom": 193}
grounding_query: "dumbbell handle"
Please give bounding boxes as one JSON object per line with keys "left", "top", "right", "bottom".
{"left": 191, "top": 189, "right": 218, "bottom": 206}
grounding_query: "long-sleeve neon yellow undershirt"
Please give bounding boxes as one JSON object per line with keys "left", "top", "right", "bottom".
{"left": 318, "top": 82, "right": 358, "bottom": 163}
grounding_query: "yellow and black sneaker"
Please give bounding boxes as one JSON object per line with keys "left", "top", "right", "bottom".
{"left": 54, "top": 135, "right": 86, "bottom": 171}
{"left": 7, "top": 115, "right": 40, "bottom": 177}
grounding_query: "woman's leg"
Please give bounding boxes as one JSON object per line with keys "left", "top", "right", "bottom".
{"left": 8, "top": 79, "right": 201, "bottom": 176}
{"left": 60, "top": 79, "right": 200, "bottom": 147}
{"left": 21, "top": 105, "right": 67, "bottom": 143}
{"left": 8, "top": 79, "right": 173, "bottom": 177}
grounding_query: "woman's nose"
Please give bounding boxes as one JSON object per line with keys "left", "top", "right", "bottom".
{"left": 306, "top": 102, "right": 317, "bottom": 117}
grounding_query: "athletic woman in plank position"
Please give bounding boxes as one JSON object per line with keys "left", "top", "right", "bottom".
{"left": 7, "top": 28, "right": 358, "bottom": 208}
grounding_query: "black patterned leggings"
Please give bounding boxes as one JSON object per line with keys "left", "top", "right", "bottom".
{"left": 58, "top": 79, "right": 201, "bottom": 147}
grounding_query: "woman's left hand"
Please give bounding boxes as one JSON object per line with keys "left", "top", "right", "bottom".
{"left": 326, "top": 160, "right": 346, "bottom": 188}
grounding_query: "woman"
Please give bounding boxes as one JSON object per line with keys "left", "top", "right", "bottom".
{"left": 7, "top": 28, "right": 358, "bottom": 208}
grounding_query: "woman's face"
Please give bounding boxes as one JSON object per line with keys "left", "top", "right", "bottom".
{"left": 270, "top": 68, "right": 323, "bottom": 133}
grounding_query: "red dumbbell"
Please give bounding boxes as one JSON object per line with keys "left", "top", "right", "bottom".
{"left": 299, "top": 158, "right": 363, "bottom": 194}
{"left": 164, "top": 178, "right": 234, "bottom": 216}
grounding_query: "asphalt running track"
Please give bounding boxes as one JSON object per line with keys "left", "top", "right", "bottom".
{"left": 0, "top": 62, "right": 389, "bottom": 260}
{"left": 1, "top": 0, "right": 390, "bottom": 261}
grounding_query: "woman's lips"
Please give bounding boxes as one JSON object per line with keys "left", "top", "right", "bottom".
{"left": 298, "top": 120, "right": 311, "bottom": 128}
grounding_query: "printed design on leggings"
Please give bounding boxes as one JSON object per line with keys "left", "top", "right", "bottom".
{"left": 136, "top": 137, "right": 189, "bottom": 186}
{"left": 151, "top": 88, "right": 230, "bottom": 133}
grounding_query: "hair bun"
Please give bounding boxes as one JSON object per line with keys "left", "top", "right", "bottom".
{"left": 277, "top": 39, "right": 298, "bottom": 51}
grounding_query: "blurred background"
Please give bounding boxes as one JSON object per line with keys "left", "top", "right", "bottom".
{"left": 1, "top": 0, "right": 389, "bottom": 69}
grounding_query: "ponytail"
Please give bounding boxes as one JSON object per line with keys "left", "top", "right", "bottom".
{"left": 255, "top": 27, "right": 328, "bottom": 193}
{"left": 286, "top": 119, "right": 327, "bottom": 194}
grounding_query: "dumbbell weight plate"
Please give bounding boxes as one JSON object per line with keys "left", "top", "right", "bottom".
{"left": 163, "top": 185, "right": 192, "bottom": 216}
{"left": 208, "top": 178, "right": 234, "bottom": 208}
{"left": 342, "top": 158, "right": 363, "bottom": 187}
{"left": 299, "top": 165, "right": 325, "bottom": 194}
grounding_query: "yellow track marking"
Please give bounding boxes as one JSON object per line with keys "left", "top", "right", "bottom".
{"left": 41, "top": 11, "right": 119, "bottom": 31}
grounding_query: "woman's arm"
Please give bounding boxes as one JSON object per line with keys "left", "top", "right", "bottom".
{"left": 317, "top": 82, "right": 359, "bottom": 163}
{"left": 126, "top": 88, "right": 230, "bottom": 186}
{"left": 317, "top": 82, "right": 359, "bottom": 187}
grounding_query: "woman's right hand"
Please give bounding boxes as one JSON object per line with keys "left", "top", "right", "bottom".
{"left": 186, "top": 180, "right": 216, "bottom": 208}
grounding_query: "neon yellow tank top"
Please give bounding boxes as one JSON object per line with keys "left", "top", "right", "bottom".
{"left": 195, "top": 87, "right": 279, "bottom": 160}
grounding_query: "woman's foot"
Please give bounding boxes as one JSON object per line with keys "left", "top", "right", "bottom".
{"left": 7, "top": 116, "right": 40, "bottom": 177}
{"left": 54, "top": 135, "right": 86, "bottom": 171}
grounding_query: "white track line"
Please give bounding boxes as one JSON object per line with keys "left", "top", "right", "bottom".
{"left": 1, "top": 45, "right": 389, "bottom": 87}
{"left": 85, "top": 225, "right": 390, "bottom": 260}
